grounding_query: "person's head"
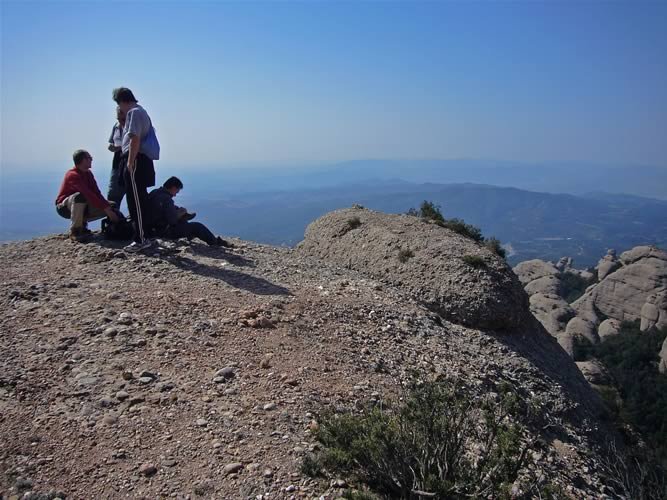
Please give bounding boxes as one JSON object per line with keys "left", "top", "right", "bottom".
{"left": 116, "top": 105, "right": 126, "bottom": 124}
{"left": 73, "top": 149, "right": 93, "bottom": 172}
{"left": 163, "top": 176, "right": 183, "bottom": 197}
{"left": 112, "top": 87, "right": 137, "bottom": 114}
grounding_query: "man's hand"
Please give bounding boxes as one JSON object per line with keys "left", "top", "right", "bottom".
{"left": 126, "top": 159, "right": 136, "bottom": 173}
{"left": 108, "top": 144, "right": 116, "bottom": 152}
{"left": 105, "top": 208, "right": 120, "bottom": 223}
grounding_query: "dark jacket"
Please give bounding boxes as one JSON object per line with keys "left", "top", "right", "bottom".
{"left": 148, "top": 187, "right": 178, "bottom": 232}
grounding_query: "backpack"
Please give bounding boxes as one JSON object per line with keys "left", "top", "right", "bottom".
{"left": 101, "top": 215, "right": 134, "bottom": 241}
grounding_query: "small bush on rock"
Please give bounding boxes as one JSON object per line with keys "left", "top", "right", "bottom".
{"left": 442, "top": 218, "right": 484, "bottom": 242}
{"left": 407, "top": 200, "right": 505, "bottom": 254}
{"left": 484, "top": 237, "right": 507, "bottom": 258}
{"left": 397, "top": 248, "right": 414, "bottom": 263}
{"left": 304, "top": 379, "right": 540, "bottom": 499}
{"left": 462, "top": 255, "right": 486, "bottom": 268}
{"left": 347, "top": 217, "right": 362, "bottom": 231}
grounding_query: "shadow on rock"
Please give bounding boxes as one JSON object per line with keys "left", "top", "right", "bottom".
{"left": 167, "top": 255, "right": 291, "bottom": 296}
{"left": 187, "top": 244, "right": 255, "bottom": 267}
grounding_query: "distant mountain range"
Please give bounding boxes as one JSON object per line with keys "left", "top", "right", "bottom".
{"left": 2, "top": 160, "right": 666, "bottom": 266}
{"left": 190, "top": 181, "right": 667, "bottom": 267}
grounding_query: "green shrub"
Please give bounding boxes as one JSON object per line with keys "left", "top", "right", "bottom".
{"left": 578, "top": 321, "right": 667, "bottom": 472}
{"left": 462, "top": 254, "right": 486, "bottom": 268}
{"left": 406, "top": 200, "right": 490, "bottom": 245}
{"left": 347, "top": 216, "right": 362, "bottom": 231}
{"left": 304, "top": 379, "right": 538, "bottom": 499}
{"left": 484, "top": 237, "right": 507, "bottom": 258}
{"left": 397, "top": 248, "right": 414, "bottom": 263}
{"left": 442, "top": 218, "right": 484, "bottom": 242}
{"left": 408, "top": 200, "right": 446, "bottom": 224}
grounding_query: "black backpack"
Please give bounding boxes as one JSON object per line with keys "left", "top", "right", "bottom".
{"left": 101, "top": 215, "right": 134, "bottom": 240}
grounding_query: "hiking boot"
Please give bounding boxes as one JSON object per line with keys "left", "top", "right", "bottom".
{"left": 214, "top": 236, "right": 234, "bottom": 248}
{"left": 124, "top": 240, "right": 153, "bottom": 253}
{"left": 69, "top": 228, "right": 91, "bottom": 243}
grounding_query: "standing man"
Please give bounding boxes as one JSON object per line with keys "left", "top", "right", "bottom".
{"left": 107, "top": 106, "right": 127, "bottom": 207}
{"left": 55, "top": 149, "right": 119, "bottom": 242}
{"left": 112, "top": 87, "right": 160, "bottom": 252}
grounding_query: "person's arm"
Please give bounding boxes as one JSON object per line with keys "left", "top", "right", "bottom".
{"left": 164, "top": 196, "right": 179, "bottom": 226}
{"left": 125, "top": 109, "right": 146, "bottom": 172}
{"left": 127, "top": 135, "right": 140, "bottom": 172}
{"left": 78, "top": 172, "right": 111, "bottom": 213}
{"left": 108, "top": 124, "right": 120, "bottom": 152}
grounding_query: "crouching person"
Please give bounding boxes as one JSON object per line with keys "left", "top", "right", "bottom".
{"left": 56, "top": 149, "right": 119, "bottom": 242}
{"left": 149, "top": 176, "right": 231, "bottom": 247}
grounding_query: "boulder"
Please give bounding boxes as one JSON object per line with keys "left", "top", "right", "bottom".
{"left": 620, "top": 245, "right": 667, "bottom": 265}
{"left": 298, "top": 207, "right": 530, "bottom": 331}
{"left": 529, "top": 293, "right": 575, "bottom": 336}
{"left": 660, "top": 337, "right": 667, "bottom": 374}
{"left": 525, "top": 275, "right": 561, "bottom": 296}
{"left": 597, "top": 319, "right": 621, "bottom": 341}
{"left": 596, "top": 249, "right": 621, "bottom": 280}
{"left": 640, "top": 291, "right": 667, "bottom": 331}
{"left": 573, "top": 246, "right": 667, "bottom": 328}
{"left": 566, "top": 317, "right": 599, "bottom": 345}
{"left": 514, "top": 259, "right": 559, "bottom": 286}
{"left": 576, "top": 360, "right": 612, "bottom": 386}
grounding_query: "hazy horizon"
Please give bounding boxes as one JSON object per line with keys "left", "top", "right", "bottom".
{"left": 2, "top": 1, "right": 666, "bottom": 169}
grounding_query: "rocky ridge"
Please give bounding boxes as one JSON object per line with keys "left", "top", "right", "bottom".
{"left": 0, "top": 208, "right": 627, "bottom": 499}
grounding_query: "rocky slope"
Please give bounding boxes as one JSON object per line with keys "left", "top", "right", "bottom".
{"left": 0, "top": 208, "right": 630, "bottom": 499}
{"left": 514, "top": 245, "right": 667, "bottom": 357}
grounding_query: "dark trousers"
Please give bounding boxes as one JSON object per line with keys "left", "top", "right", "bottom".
{"left": 107, "top": 152, "right": 126, "bottom": 206}
{"left": 122, "top": 153, "right": 155, "bottom": 243}
{"left": 167, "top": 221, "right": 217, "bottom": 245}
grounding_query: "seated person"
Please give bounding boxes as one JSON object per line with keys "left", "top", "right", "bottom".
{"left": 148, "top": 176, "right": 231, "bottom": 247}
{"left": 55, "top": 149, "right": 119, "bottom": 242}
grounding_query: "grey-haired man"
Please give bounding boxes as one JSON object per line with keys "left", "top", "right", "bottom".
{"left": 112, "top": 87, "right": 160, "bottom": 252}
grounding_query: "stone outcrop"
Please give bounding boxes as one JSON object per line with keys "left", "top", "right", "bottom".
{"left": 660, "top": 337, "right": 667, "bottom": 374}
{"left": 572, "top": 246, "right": 667, "bottom": 328}
{"left": 298, "top": 207, "right": 530, "bottom": 331}
{"left": 596, "top": 249, "right": 620, "bottom": 280}
{"left": 516, "top": 246, "right": 667, "bottom": 358}
{"left": 576, "top": 360, "right": 612, "bottom": 386}
{"left": 597, "top": 318, "right": 621, "bottom": 341}
{"left": 640, "top": 291, "right": 667, "bottom": 331}
{"left": 514, "top": 259, "right": 582, "bottom": 352}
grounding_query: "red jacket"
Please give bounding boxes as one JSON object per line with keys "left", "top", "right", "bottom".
{"left": 55, "top": 167, "right": 110, "bottom": 211}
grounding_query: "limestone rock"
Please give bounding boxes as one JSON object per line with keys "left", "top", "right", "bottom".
{"left": 660, "top": 337, "right": 667, "bottom": 374}
{"left": 566, "top": 317, "right": 599, "bottom": 345}
{"left": 640, "top": 291, "right": 667, "bottom": 331}
{"left": 597, "top": 319, "right": 621, "bottom": 341}
{"left": 525, "top": 275, "right": 561, "bottom": 296}
{"left": 573, "top": 246, "right": 667, "bottom": 330}
{"left": 576, "top": 360, "right": 612, "bottom": 386}
{"left": 514, "top": 259, "right": 559, "bottom": 286}
{"left": 528, "top": 293, "right": 574, "bottom": 336}
{"left": 298, "top": 207, "right": 530, "bottom": 331}
{"left": 596, "top": 249, "right": 620, "bottom": 281}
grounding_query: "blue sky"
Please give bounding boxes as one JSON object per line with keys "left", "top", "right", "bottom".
{"left": 1, "top": 1, "right": 666, "bottom": 171}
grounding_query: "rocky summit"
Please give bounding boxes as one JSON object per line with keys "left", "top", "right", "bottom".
{"left": 0, "top": 208, "right": 637, "bottom": 499}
